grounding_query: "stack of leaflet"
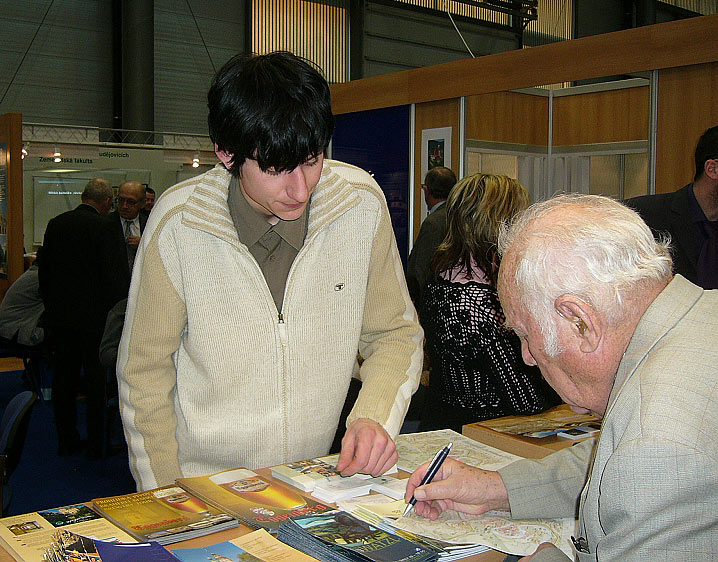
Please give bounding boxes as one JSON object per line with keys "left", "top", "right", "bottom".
{"left": 368, "top": 476, "right": 409, "bottom": 500}
{"left": 176, "top": 467, "right": 333, "bottom": 534}
{"left": 92, "top": 485, "right": 238, "bottom": 545}
{"left": 349, "top": 507, "right": 490, "bottom": 561}
{"left": 311, "top": 476, "right": 376, "bottom": 503}
{"left": 271, "top": 454, "right": 399, "bottom": 493}
{"left": 312, "top": 475, "right": 406, "bottom": 503}
{"left": 270, "top": 456, "right": 343, "bottom": 492}
{"left": 278, "top": 509, "right": 438, "bottom": 562}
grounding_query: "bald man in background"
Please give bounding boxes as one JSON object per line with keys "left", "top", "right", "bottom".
{"left": 109, "top": 181, "right": 148, "bottom": 272}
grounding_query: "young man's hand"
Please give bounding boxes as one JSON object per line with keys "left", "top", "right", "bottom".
{"left": 336, "top": 418, "right": 397, "bottom": 477}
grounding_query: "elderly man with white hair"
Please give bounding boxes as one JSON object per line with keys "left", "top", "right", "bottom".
{"left": 405, "top": 193, "right": 718, "bottom": 561}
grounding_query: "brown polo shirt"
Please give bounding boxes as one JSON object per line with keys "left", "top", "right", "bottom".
{"left": 227, "top": 176, "right": 308, "bottom": 311}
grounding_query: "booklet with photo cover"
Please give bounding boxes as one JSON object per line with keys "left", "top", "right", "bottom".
{"left": 176, "top": 467, "right": 332, "bottom": 534}
{"left": 270, "top": 454, "right": 399, "bottom": 493}
{"left": 92, "top": 485, "right": 238, "bottom": 545}
{"left": 277, "top": 509, "right": 438, "bottom": 562}
{"left": 0, "top": 504, "right": 136, "bottom": 562}
{"left": 270, "top": 455, "right": 343, "bottom": 492}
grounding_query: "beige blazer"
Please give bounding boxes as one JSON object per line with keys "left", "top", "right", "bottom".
{"left": 499, "top": 275, "right": 718, "bottom": 561}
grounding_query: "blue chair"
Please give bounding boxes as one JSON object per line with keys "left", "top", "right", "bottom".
{"left": 0, "top": 343, "right": 44, "bottom": 398}
{"left": 0, "top": 390, "right": 37, "bottom": 515}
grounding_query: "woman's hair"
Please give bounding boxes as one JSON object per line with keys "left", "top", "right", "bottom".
{"left": 431, "top": 174, "right": 530, "bottom": 286}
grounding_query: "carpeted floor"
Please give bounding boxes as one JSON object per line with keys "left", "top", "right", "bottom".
{"left": 0, "top": 366, "right": 136, "bottom": 516}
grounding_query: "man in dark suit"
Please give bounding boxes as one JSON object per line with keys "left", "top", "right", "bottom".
{"left": 39, "top": 178, "right": 129, "bottom": 457}
{"left": 143, "top": 186, "right": 156, "bottom": 215}
{"left": 109, "top": 180, "right": 148, "bottom": 272}
{"left": 628, "top": 125, "right": 718, "bottom": 289}
{"left": 406, "top": 166, "right": 457, "bottom": 308}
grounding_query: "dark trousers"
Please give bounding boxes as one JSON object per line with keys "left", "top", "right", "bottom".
{"left": 50, "top": 330, "right": 105, "bottom": 454}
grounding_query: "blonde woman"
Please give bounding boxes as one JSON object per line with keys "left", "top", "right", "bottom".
{"left": 419, "top": 174, "right": 559, "bottom": 432}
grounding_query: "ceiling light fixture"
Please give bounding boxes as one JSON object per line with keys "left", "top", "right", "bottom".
{"left": 192, "top": 153, "right": 200, "bottom": 168}
{"left": 53, "top": 147, "right": 62, "bottom": 163}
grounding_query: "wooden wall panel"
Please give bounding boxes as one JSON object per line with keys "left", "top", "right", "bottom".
{"left": 331, "top": 15, "right": 718, "bottom": 115}
{"left": 552, "top": 86, "right": 649, "bottom": 146}
{"left": 0, "top": 113, "right": 25, "bottom": 301}
{"left": 465, "top": 91, "right": 548, "bottom": 145}
{"left": 413, "top": 99, "right": 459, "bottom": 239}
{"left": 655, "top": 62, "right": 718, "bottom": 194}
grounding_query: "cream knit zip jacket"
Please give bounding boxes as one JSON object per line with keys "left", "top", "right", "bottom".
{"left": 117, "top": 161, "right": 423, "bottom": 491}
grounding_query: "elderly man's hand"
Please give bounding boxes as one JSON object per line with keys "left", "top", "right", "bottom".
{"left": 335, "top": 418, "right": 397, "bottom": 477}
{"left": 404, "top": 457, "right": 510, "bottom": 520}
{"left": 126, "top": 235, "right": 141, "bottom": 249}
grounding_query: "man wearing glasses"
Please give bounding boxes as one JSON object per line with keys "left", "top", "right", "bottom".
{"left": 110, "top": 180, "right": 147, "bottom": 272}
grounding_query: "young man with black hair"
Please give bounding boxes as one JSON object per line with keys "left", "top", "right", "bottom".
{"left": 117, "top": 51, "right": 423, "bottom": 491}
{"left": 143, "top": 186, "right": 156, "bottom": 214}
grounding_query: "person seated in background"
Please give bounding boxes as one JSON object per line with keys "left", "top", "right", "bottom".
{"left": 0, "top": 247, "right": 44, "bottom": 348}
{"left": 406, "top": 193, "right": 718, "bottom": 561}
{"left": 99, "top": 298, "right": 126, "bottom": 371}
{"left": 418, "top": 174, "right": 559, "bottom": 433}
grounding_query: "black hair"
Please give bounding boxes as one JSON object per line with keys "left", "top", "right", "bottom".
{"left": 425, "top": 166, "right": 457, "bottom": 199}
{"left": 694, "top": 125, "right": 718, "bottom": 181}
{"left": 145, "top": 186, "right": 155, "bottom": 195}
{"left": 207, "top": 51, "right": 335, "bottom": 176}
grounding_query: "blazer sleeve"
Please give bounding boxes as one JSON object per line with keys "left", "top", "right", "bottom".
{"left": 498, "top": 439, "right": 594, "bottom": 520}
{"left": 529, "top": 546, "right": 571, "bottom": 562}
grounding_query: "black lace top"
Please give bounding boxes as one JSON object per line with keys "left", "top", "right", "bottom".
{"left": 419, "top": 277, "right": 559, "bottom": 432}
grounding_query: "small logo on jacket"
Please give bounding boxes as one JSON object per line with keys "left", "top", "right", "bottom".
{"left": 334, "top": 283, "right": 345, "bottom": 291}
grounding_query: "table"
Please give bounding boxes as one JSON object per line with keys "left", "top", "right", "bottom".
{"left": 462, "top": 404, "right": 600, "bottom": 459}
{"left": 0, "top": 466, "right": 507, "bottom": 561}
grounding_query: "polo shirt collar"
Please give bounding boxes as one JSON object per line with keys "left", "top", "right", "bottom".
{"left": 429, "top": 200, "right": 446, "bottom": 213}
{"left": 228, "top": 176, "right": 308, "bottom": 250}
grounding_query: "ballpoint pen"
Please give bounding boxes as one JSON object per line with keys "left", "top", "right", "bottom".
{"left": 403, "top": 442, "right": 452, "bottom": 517}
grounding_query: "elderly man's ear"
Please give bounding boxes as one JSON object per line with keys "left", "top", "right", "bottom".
{"left": 554, "top": 296, "right": 601, "bottom": 353}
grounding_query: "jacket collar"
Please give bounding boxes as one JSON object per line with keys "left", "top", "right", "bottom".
{"left": 180, "top": 161, "right": 361, "bottom": 246}
{"left": 605, "top": 274, "right": 703, "bottom": 418}
{"left": 77, "top": 203, "right": 100, "bottom": 214}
